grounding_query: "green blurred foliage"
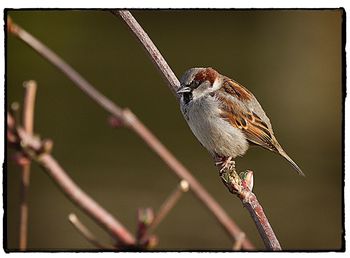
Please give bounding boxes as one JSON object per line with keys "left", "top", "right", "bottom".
{"left": 6, "top": 10, "right": 343, "bottom": 251}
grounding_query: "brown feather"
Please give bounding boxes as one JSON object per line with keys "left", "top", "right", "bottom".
{"left": 215, "top": 90, "right": 278, "bottom": 152}
{"left": 194, "top": 67, "right": 218, "bottom": 85}
{"left": 222, "top": 78, "right": 253, "bottom": 101}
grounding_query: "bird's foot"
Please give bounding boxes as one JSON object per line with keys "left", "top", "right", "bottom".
{"left": 215, "top": 156, "right": 235, "bottom": 173}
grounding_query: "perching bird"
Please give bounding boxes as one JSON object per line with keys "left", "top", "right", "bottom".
{"left": 177, "top": 67, "right": 304, "bottom": 176}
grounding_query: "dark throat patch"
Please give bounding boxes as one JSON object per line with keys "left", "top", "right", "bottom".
{"left": 183, "top": 92, "right": 193, "bottom": 104}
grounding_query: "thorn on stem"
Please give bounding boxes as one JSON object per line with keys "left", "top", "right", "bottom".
{"left": 12, "top": 152, "right": 30, "bottom": 166}
{"left": 39, "top": 139, "right": 54, "bottom": 154}
{"left": 108, "top": 115, "right": 125, "bottom": 128}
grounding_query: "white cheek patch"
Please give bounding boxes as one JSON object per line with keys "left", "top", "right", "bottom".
{"left": 192, "top": 84, "right": 207, "bottom": 99}
{"left": 211, "top": 78, "right": 223, "bottom": 91}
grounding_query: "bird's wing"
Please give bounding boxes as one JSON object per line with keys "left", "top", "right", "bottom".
{"left": 215, "top": 79, "right": 278, "bottom": 152}
{"left": 214, "top": 78, "right": 304, "bottom": 175}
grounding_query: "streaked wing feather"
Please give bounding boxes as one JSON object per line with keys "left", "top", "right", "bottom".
{"left": 214, "top": 77, "right": 304, "bottom": 176}
{"left": 242, "top": 119, "right": 278, "bottom": 152}
{"left": 216, "top": 80, "right": 278, "bottom": 152}
{"left": 221, "top": 78, "right": 253, "bottom": 101}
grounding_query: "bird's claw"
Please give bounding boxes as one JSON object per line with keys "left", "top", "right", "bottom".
{"left": 215, "top": 156, "right": 235, "bottom": 173}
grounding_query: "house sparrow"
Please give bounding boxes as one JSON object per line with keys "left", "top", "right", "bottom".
{"left": 177, "top": 67, "right": 304, "bottom": 176}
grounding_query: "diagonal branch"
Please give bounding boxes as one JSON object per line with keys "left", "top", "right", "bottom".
{"left": 7, "top": 113, "right": 136, "bottom": 247}
{"left": 68, "top": 213, "right": 116, "bottom": 250}
{"left": 38, "top": 153, "right": 136, "bottom": 247}
{"left": 114, "top": 10, "right": 256, "bottom": 250}
{"left": 220, "top": 168, "right": 281, "bottom": 250}
{"left": 114, "top": 10, "right": 281, "bottom": 250}
{"left": 243, "top": 193, "right": 281, "bottom": 250}
{"left": 112, "top": 11, "right": 180, "bottom": 98}
{"left": 149, "top": 180, "right": 190, "bottom": 235}
{"left": 7, "top": 15, "right": 254, "bottom": 249}
{"left": 7, "top": 17, "right": 124, "bottom": 118}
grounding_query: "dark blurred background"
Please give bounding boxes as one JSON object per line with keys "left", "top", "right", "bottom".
{"left": 6, "top": 10, "right": 343, "bottom": 251}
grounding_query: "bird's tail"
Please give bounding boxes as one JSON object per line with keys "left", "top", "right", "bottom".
{"left": 276, "top": 145, "right": 305, "bottom": 176}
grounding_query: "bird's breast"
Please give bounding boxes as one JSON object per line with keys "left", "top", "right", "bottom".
{"left": 182, "top": 96, "right": 249, "bottom": 158}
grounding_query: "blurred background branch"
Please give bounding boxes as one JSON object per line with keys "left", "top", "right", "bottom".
{"left": 7, "top": 111, "right": 136, "bottom": 248}
{"left": 19, "top": 80, "right": 37, "bottom": 251}
{"left": 68, "top": 213, "right": 116, "bottom": 250}
{"left": 150, "top": 180, "right": 190, "bottom": 234}
{"left": 7, "top": 15, "right": 254, "bottom": 250}
{"left": 5, "top": 9, "right": 343, "bottom": 251}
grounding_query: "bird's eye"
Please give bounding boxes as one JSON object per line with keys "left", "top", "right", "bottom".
{"left": 191, "top": 80, "right": 200, "bottom": 88}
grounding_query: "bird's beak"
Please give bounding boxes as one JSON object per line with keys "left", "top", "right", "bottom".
{"left": 177, "top": 86, "right": 191, "bottom": 94}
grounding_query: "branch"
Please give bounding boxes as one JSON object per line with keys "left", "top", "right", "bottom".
{"left": 22, "top": 81, "right": 37, "bottom": 134}
{"left": 114, "top": 12, "right": 255, "bottom": 249}
{"left": 135, "top": 208, "right": 157, "bottom": 248}
{"left": 68, "top": 213, "right": 116, "bottom": 250}
{"left": 7, "top": 15, "right": 254, "bottom": 249}
{"left": 149, "top": 180, "right": 189, "bottom": 234}
{"left": 137, "top": 180, "right": 189, "bottom": 247}
{"left": 19, "top": 80, "right": 37, "bottom": 250}
{"left": 232, "top": 232, "right": 246, "bottom": 251}
{"left": 114, "top": 10, "right": 282, "bottom": 251}
{"left": 7, "top": 114, "right": 136, "bottom": 247}
{"left": 220, "top": 167, "right": 282, "bottom": 250}
{"left": 7, "top": 17, "right": 124, "bottom": 118}
{"left": 113, "top": 11, "right": 180, "bottom": 98}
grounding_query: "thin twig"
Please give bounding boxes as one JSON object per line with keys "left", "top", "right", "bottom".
{"left": 136, "top": 208, "right": 154, "bottom": 245}
{"left": 148, "top": 180, "right": 189, "bottom": 235}
{"left": 22, "top": 81, "right": 37, "bottom": 135}
{"left": 112, "top": 11, "right": 180, "bottom": 98}
{"left": 137, "top": 180, "right": 189, "bottom": 246}
{"left": 38, "top": 154, "right": 136, "bottom": 247}
{"left": 68, "top": 213, "right": 116, "bottom": 250}
{"left": 7, "top": 17, "right": 124, "bottom": 118}
{"left": 220, "top": 168, "right": 281, "bottom": 250}
{"left": 7, "top": 16, "right": 254, "bottom": 249}
{"left": 19, "top": 80, "right": 37, "bottom": 250}
{"left": 7, "top": 114, "right": 136, "bottom": 247}
{"left": 232, "top": 232, "right": 246, "bottom": 251}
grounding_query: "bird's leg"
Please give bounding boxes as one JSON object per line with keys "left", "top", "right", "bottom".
{"left": 215, "top": 155, "right": 235, "bottom": 173}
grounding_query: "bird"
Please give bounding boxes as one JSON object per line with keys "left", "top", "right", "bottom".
{"left": 177, "top": 67, "right": 304, "bottom": 176}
